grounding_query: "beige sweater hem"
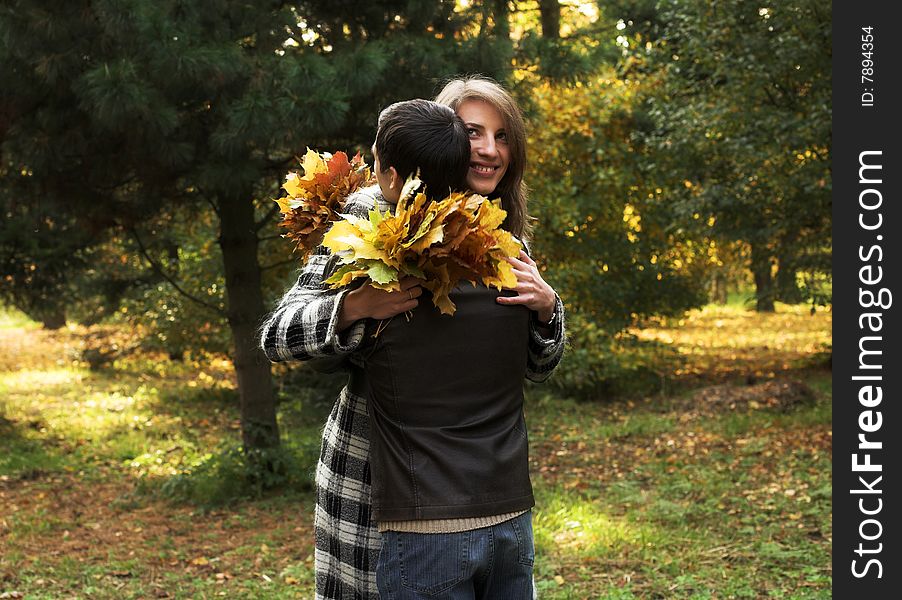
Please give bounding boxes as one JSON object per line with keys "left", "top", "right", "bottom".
{"left": 378, "top": 510, "right": 528, "bottom": 534}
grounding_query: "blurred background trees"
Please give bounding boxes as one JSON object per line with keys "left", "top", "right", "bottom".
{"left": 1, "top": 1, "right": 831, "bottom": 448}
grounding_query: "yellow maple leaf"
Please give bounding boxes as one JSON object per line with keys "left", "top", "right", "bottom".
{"left": 421, "top": 261, "right": 456, "bottom": 315}
{"left": 298, "top": 147, "right": 328, "bottom": 181}
{"left": 493, "top": 231, "right": 522, "bottom": 258}
{"left": 326, "top": 265, "right": 369, "bottom": 288}
{"left": 282, "top": 173, "right": 303, "bottom": 198}
{"left": 405, "top": 217, "right": 445, "bottom": 253}
{"left": 483, "top": 260, "right": 518, "bottom": 291}
{"left": 474, "top": 198, "right": 507, "bottom": 230}
{"left": 323, "top": 221, "right": 393, "bottom": 265}
{"left": 276, "top": 196, "right": 294, "bottom": 215}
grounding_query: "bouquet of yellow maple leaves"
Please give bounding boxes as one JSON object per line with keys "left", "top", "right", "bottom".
{"left": 322, "top": 178, "right": 521, "bottom": 315}
{"left": 276, "top": 149, "right": 372, "bottom": 260}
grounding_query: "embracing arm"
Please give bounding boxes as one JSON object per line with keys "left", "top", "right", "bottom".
{"left": 495, "top": 250, "right": 567, "bottom": 382}
{"left": 260, "top": 257, "right": 367, "bottom": 363}
{"left": 525, "top": 293, "right": 566, "bottom": 382}
{"left": 259, "top": 189, "right": 379, "bottom": 363}
{"left": 259, "top": 187, "right": 423, "bottom": 363}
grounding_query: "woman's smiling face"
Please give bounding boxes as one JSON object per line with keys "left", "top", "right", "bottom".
{"left": 456, "top": 99, "right": 510, "bottom": 195}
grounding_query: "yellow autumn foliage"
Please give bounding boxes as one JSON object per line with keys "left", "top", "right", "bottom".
{"left": 276, "top": 148, "right": 372, "bottom": 260}
{"left": 323, "top": 177, "right": 520, "bottom": 315}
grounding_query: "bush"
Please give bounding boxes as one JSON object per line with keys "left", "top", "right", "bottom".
{"left": 156, "top": 441, "right": 315, "bottom": 509}
{"left": 545, "top": 311, "right": 679, "bottom": 401}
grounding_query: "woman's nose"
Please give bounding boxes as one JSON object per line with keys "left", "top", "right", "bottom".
{"left": 475, "top": 136, "right": 497, "bottom": 157}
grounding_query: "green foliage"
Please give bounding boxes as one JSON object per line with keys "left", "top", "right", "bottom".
{"left": 0, "top": 169, "right": 90, "bottom": 328}
{"left": 114, "top": 207, "right": 231, "bottom": 356}
{"left": 2, "top": 1, "right": 832, "bottom": 438}
{"left": 156, "top": 442, "right": 311, "bottom": 509}
{"left": 511, "top": 3, "right": 620, "bottom": 84}
{"left": 520, "top": 68, "right": 709, "bottom": 392}
{"left": 634, "top": 0, "right": 832, "bottom": 309}
{"left": 0, "top": 415, "right": 70, "bottom": 480}
{"left": 545, "top": 311, "right": 675, "bottom": 400}
{"left": 525, "top": 74, "right": 708, "bottom": 332}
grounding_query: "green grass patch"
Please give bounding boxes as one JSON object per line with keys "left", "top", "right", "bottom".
{"left": 0, "top": 303, "right": 831, "bottom": 598}
{"left": 0, "top": 305, "right": 38, "bottom": 329}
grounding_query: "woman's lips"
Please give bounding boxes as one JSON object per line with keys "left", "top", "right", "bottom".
{"left": 470, "top": 164, "right": 499, "bottom": 176}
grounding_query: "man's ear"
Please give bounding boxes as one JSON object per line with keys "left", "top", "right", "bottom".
{"left": 388, "top": 166, "right": 402, "bottom": 191}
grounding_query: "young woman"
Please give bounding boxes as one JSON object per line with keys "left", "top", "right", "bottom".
{"left": 260, "top": 76, "right": 565, "bottom": 600}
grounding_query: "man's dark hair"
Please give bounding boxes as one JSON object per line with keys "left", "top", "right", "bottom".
{"left": 375, "top": 99, "right": 469, "bottom": 200}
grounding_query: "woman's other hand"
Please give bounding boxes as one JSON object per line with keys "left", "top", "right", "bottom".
{"left": 496, "top": 251, "right": 557, "bottom": 324}
{"left": 338, "top": 276, "right": 423, "bottom": 331}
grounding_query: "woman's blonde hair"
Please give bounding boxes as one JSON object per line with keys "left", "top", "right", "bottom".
{"left": 434, "top": 76, "right": 531, "bottom": 242}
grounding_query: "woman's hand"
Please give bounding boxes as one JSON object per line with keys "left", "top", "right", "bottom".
{"left": 337, "top": 276, "right": 423, "bottom": 331}
{"left": 496, "top": 251, "right": 557, "bottom": 324}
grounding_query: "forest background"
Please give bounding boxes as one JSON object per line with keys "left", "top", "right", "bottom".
{"left": 1, "top": 1, "right": 832, "bottom": 598}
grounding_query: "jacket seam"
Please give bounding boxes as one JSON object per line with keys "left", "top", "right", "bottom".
{"left": 385, "top": 341, "right": 421, "bottom": 516}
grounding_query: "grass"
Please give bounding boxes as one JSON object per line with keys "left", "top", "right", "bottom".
{"left": 632, "top": 301, "right": 831, "bottom": 384}
{"left": 525, "top": 381, "right": 831, "bottom": 599}
{"left": 0, "top": 303, "right": 831, "bottom": 598}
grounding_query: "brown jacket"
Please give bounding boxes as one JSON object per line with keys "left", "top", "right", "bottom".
{"left": 362, "top": 284, "right": 534, "bottom": 521}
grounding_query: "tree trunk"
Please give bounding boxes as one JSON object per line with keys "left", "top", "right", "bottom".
{"left": 775, "top": 253, "right": 803, "bottom": 304}
{"left": 709, "top": 273, "right": 728, "bottom": 305}
{"left": 39, "top": 307, "right": 67, "bottom": 330}
{"left": 750, "top": 242, "right": 775, "bottom": 312}
{"left": 492, "top": 0, "right": 510, "bottom": 39}
{"left": 538, "top": 0, "right": 561, "bottom": 39}
{"left": 218, "top": 191, "right": 280, "bottom": 452}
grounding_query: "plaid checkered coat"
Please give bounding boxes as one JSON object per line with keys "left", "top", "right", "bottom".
{"left": 260, "top": 185, "right": 566, "bottom": 599}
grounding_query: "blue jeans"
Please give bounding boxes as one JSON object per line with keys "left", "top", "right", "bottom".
{"left": 376, "top": 511, "right": 535, "bottom": 599}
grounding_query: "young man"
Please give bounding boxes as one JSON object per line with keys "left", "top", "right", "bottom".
{"left": 334, "top": 99, "right": 470, "bottom": 330}
{"left": 362, "top": 100, "right": 537, "bottom": 599}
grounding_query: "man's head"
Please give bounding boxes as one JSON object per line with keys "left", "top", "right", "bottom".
{"left": 373, "top": 99, "right": 470, "bottom": 203}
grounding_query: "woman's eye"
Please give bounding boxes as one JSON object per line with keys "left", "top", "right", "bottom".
{"left": 497, "top": 132, "right": 507, "bottom": 142}
{"left": 467, "top": 128, "right": 479, "bottom": 137}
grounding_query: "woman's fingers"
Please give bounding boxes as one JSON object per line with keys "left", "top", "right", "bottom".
{"left": 504, "top": 259, "right": 537, "bottom": 287}
{"left": 393, "top": 277, "right": 424, "bottom": 311}
{"left": 355, "top": 280, "right": 423, "bottom": 320}
{"left": 518, "top": 250, "right": 537, "bottom": 267}
{"left": 496, "top": 293, "right": 527, "bottom": 305}
{"left": 505, "top": 256, "right": 530, "bottom": 270}
{"left": 506, "top": 253, "right": 541, "bottom": 278}
{"left": 511, "top": 266, "right": 533, "bottom": 280}
{"left": 397, "top": 277, "right": 424, "bottom": 301}
{"left": 497, "top": 253, "right": 557, "bottom": 316}
{"left": 392, "top": 280, "right": 422, "bottom": 313}
{"left": 399, "top": 276, "right": 425, "bottom": 291}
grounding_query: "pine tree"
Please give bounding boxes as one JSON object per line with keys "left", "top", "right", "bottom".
{"left": 1, "top": 0, "right": 510, "bottom": 460}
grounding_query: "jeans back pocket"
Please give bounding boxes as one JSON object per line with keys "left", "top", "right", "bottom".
{"left": 395, "top": 530, "right": 471, "bottom": 595}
